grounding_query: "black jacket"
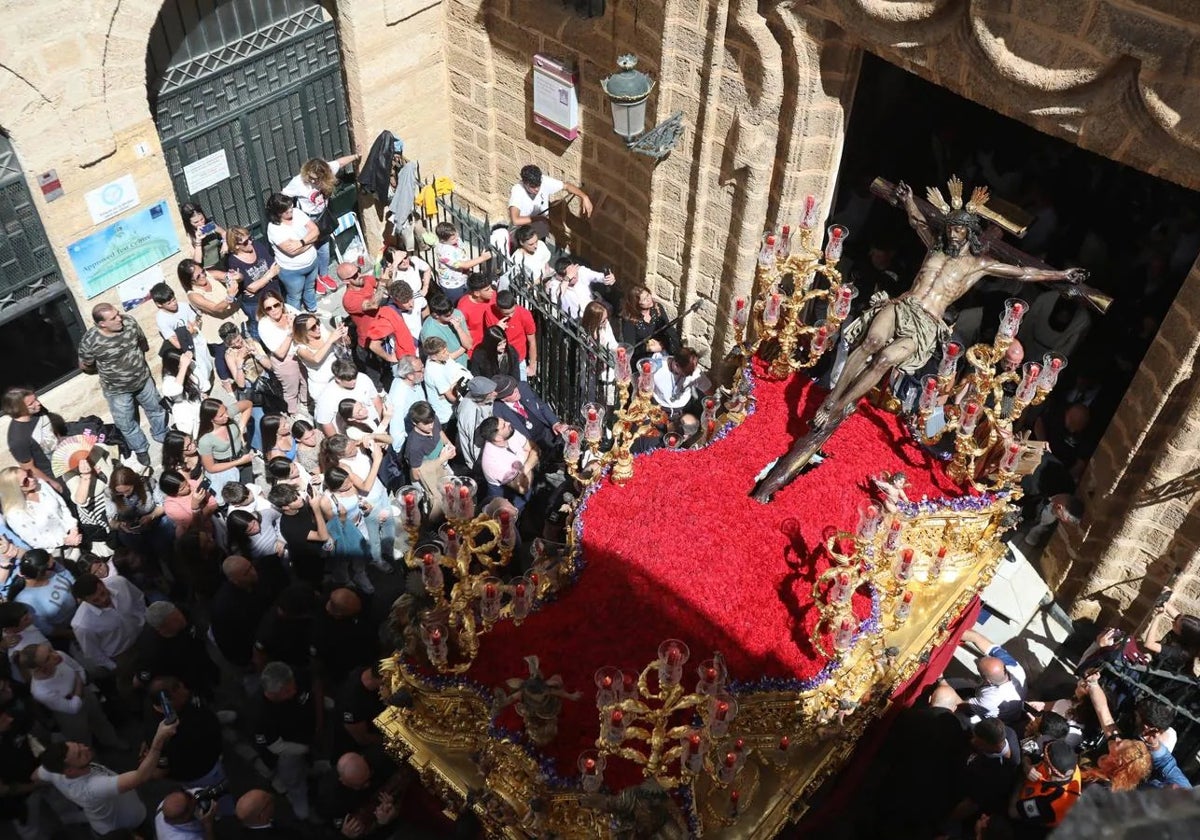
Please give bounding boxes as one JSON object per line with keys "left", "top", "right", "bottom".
{"left": 359, "top": 130, "right": 398, "bottom": 202}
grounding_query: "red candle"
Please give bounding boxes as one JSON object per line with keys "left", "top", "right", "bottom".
{"left": 837, "top": 572, "right": 849, "bottom": 587}
{"left": 430, "top": 628, "right": 442, "bottom": 642}
{"left": 816, "top": 325, "right": 829, "bottom": 342}
{"left": 1013, "top": 301, "right": 1025, "bottom": 315}
{"left": 641, "top": 361, "right": 651, "bottom": 374}
{"left": 705, "top": 398, "right": 715, "bottom": 411}
{"left": 485, "top": 583, "right": 496, "bottom": 598}
{"left": 584, "top": 758, "right": 596, "bottom": 772}
{"left": 724, "top": 752, "right": 737, "bottom": 768}
{"left": 422, "top": 552, "right": 435, "bottom": 567}
{"left": 403, "top": 492, "right": 415, "bottom": 511}
{"left": 666, "top": 645, "right": 681, "bottom": 666}
{"left": 530, "top": 573, "right": 540, "bottom": 588}
{"left": 622, "top": 672, "right": 634, "bottom": 689}
{"left": 1050, "top": 357, "right": 1063, "bottom": 370}
{"left": 499, "top": 509, "right": 511, "bottom": 526}
{"left": 937, "top": 546, "right": 947, "bottom": 559}
{"left": 947, "top": 343, "right": 960, "bottom": 357}
{"left": 617, "top": 346, "right": 627, "bottom": 359}
{"left": 704, "top": 666, "right": 717, "bottom": 682}
{"left": 902, "top": 590, "right": 914, "bottom": 604}
{"left": 715, "top": 701, "right": 729, "bottom": 720}
{"left": 611, "top": 710, "right": 623, "bottom": 725}
{"left": 587, "top": 408, "right": 597, "bottom": 421}
{"left": 706, "top": 420, "right": 716, "bottom": 437}
{"left": 459, "top": 486, "right": 469, "bottom": 500}
{"left": 446, "top": 527, "right": 456, "bottom": 540}
{"left": 689, "top": 733, "right": 701, "bottom": 748}
{"left": 923, "top": 377, "right": 938, "bottom": 396}
{"left": 734, "top": 738, "right": 745, "bottom": 752}
{"left": 778, "top": 735, "right": 790, "bottom": 751}
{"left": 730, "top": 789, "right": 740, "bottom": 804}
{"left": 803, "top": 194, "right": 816, "bottom": 221}
{"left": 568, "top": 429, "right": 579, "bottom": 444}
{"left": 735, "top": 298, "right": 745, "bottom": 311}
{"left": 601, "top": 675, "right": 613, "bottom": 689}
{"left": 515, "top": 582, "right": 527, "bottom": 597}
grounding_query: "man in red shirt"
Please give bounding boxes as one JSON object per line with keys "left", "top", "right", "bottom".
{"left": 485, "top": 289, "right": 538, "bottom": 380}
{"left": 364, "top": 282, "right": 417, "bottom": 379}
{"left": 338, "top": 262, "right": 388, "bottom": 387}
{"left": 455, "top": 273, "right": 496, "bottom": 358}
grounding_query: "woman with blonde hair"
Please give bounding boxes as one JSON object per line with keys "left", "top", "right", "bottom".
{"left": 282, "top": 152, "right": 360, "bottom": 290}
{"left": 292, "top": 313, "right": 348, "bottom": 400}
{"left": 0, "top": 466, "right": 82, "bottom": 552}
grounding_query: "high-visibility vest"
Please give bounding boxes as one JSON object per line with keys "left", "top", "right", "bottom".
{"left": 1015, "top": 766, "right": 1082, "bottom": 827}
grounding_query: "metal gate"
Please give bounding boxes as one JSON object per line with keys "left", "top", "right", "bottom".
{"left": 0, "top": 135, "right": 85, "bottom": 393}
{"left": 149, "top": 0, "right": 352, "bottom": 237}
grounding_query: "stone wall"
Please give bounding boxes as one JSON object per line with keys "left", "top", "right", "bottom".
{"left": 444, "top": 0, "right": 664, "bottom": 283}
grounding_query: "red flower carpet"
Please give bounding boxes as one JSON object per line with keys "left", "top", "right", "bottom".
{"left": 463, "top": 363, "right": 962, "bottom": 787}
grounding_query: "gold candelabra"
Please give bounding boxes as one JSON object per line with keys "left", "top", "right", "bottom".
{"left": 738, "top": 219, "right": 855, "bottom": 380}
{"left": 909, "top": 298, "right": 1064, "bottom": 489}
{"left": 393, "top": 478, "right": 523, "bottom": 675}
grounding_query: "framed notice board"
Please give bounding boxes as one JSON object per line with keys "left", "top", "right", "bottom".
{"left": 532, "top": 54, "right": 580, "bottom": 141}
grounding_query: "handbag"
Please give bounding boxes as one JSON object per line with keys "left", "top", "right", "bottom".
{"left": 250, "top": 373, "right": 288, "bottom": 414}
{"left": 314, "top": 205, "right": 337, "bottom": 239}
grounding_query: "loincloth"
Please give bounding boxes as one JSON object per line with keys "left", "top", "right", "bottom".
{"left": 840, "top": 296, "right": 950, "bottom": 375}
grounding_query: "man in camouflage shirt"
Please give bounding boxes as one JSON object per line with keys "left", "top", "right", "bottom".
{"left": 76, "top": 304, "right": 169, "bottom": 469}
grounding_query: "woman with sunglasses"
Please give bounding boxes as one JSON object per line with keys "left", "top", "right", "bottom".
{"left": 256, "top": 290, "right": 308, "bottom": 414}
{"left": 293, "top": 313, "right": 348, "bottom": 401}
{"left": 0, "top": 466, "right": 83, "bottom": 553}
{"left": 224, "top": 226, "right": 283, "bottom": 340}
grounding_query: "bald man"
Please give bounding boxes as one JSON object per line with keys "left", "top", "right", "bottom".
{"left": 235, "top": 788, "right": 290, "bottom": 838}
{"left": 76, "top": 303, "right": 169, "bottom": 469}
{"left": 154, "top": 789, "right": 214, "bottom": 840}
{"left": 311, "top": 587, "right": 379, "bottom": 690}
{"left": 315, "top": 746, "right": 404, "bottom": 837}
{"left": 960, "top": 628, "right": 1027, "bottom": 725}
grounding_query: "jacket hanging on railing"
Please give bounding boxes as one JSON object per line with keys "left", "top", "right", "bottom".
{"left": 359, "top": 130, "right": 401, "bottom": 202}
{"left": 388, "top": 161, "right": 420, "bottom": 223}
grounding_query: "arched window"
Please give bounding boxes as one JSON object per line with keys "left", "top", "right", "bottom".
{"left": 0, "top": 133, "right": 86, "bottom": 393}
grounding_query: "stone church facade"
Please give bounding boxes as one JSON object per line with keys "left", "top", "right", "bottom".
{"left": 1, "top": 0, "right": 1198, "bottom": 629}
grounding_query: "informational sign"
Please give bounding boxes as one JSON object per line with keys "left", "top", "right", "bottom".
{"left": 66, "top": 200, "right": 181, "bottom": 298}
{"left": 116, "top": 264, "right": 164, "bottom": 311}
{"left": 183, "top": 149, "right": 231, "bottom": 194}
{"left": 533, "top": 54, "right": 580, "bottom": 141}
{"left": 84, "top": 174, "right": 140, "bottom": 224}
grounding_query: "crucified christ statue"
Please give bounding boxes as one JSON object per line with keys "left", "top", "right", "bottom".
{"left": 751, "top": 177, "right": 1089, "bottom": 503}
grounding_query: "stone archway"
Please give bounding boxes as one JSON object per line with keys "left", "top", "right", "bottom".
{"left": 644, "top": 0, "right": 1200, "bottom": 626}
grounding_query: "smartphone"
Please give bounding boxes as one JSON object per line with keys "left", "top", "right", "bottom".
{"left": 159, "top": 690, "right": 177, "bottom": 725}
{"left": 199, "top": 221, "right": 217, "bottom": 237}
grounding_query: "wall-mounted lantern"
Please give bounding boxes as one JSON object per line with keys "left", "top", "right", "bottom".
{"left": 601, "top": 54, "right": 683, "bottom": 160}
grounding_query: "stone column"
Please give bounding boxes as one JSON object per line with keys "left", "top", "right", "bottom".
{"left": 1044, "top": 257, "right": 1200, "bottom": 626}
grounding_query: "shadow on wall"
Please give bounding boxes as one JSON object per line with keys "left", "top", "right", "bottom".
{"left": 473, "top": 1, "right": 664, "bottom": 285}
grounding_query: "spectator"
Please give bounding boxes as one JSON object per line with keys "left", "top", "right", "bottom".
{"left": 0, "top": 528, "right": 26, "bottom": 602}
{"left": 507, "top": 163, "right": 592, "bottom": 240}
{"left": 2, "top": 387, "right": 63, "bottom": 492}
{"left": 180, "top": 202, "right": 227, "bottom": 269}
{"left": 226, "top": 509, "right": 286, "bottom": 563}
{"left": 469, "top": 325, "right": 521, "bottom": 380}
{"left": 144, "top": 676, "right": 227, "bottom": 793}
{"left": 551, "top": 256, "right": 616, "bottom": 319}
{"left": 292, "top": 418, "right": 325, "bottom": 479}
{"left": 252, "top": 583, "right": 318, "bottom": 681}
{"left": 10, "top": 551, "right": 76, "bottom": 639}
{"left": 293, "top": 313, "right": 349, "bottom": 401}
{"left": 1083, "top": 738, "right": 1151, "bottom": 792}
{"left": 1134, "top": 697, "right": 1192, "bottom": 789}
{"left": 423, "top": 336, "right": 471, "bottom": 428}
{"left": 402, "top": 402, "right": 456, "bottom": 522}
{"left": 485, "top": 289, "right": 537, "bottom": 379}
{"left": 282, "top": 153, "right": 360, "bottom": 289}
{"left": 457, "top": 377, "right": 497, "bottom": 471}
{"left": 159, "top": 469, "right": 217, "bottom": 540}
{"left": 491, "top": 374, "right": 565, "bottom": 450}
{"left": 362, "top": 281, "right": 418, "bottom": 378}
{"left": 269, "top": 483, "right": 330, "bottom": 589}
{"left": 19, "top": 642, "right": 123, "bottom": 748}
{"left": 478, "top": 416, "right": 538, "bottom": 511}
{"left": 256, "top": 290, "right": 308, "bottom": 414}
{"left": 210, "top": 556, "right": 272, "bottom": 676}
{"left": 340, "top": 261, "right": 391, "bottom": 387}
{"left": 510, "top": 225, "right": 554, "bottom": 283}
{"left": 76, "top": 303, "right": 169, "bottom": 471}
{"left": 456, "top": 272, "right": 497, "bottom": 352}
{"left": 379, "top": 245, "right": 431, "bottom": 339}
{"left": 315, "top": 748, "right": 404, "bottom": 838}
{"left": 0, "top": 692, "right": 51, "bottom": 839}
{"left": 1008, "top": 739, "right": 1082, "bottom": 835}
{"left": 158, "top": 348, "right": 206, "bottom": 437}
{"left": 175, "top": 258, "right": 241, "bottom": 383}
{"left": 421, "top": 293, "right": 474, "bottom": 363}
{"left": 249, "top": 661, "right": 318, "bottom": 819}
{"left": 152, "top": 282, "right": 216, "bottom": 392}
{"left": 386, "top": 355, "right": 427, "bottom": 452}
{"left": 0, "top": 466, "right": 82, "bottom": 552}
{"left": 311, "top": 588, "right": 377, "bottom": 692}
{"left": 433, "top": 222, "right": 491, "bottom": 305}
{"left": 234, "top": 789, "right": 290, "bottom": 838}
{"left": 335, "top": 663, "right": 386, "bottom": 755}
{"left": 265, "top": 192, "right": 320, "bottom": 312}
{"left": 34, "top": 718, "right": 178, "bottom": 836}
{"left": 316, "top": 359, "right": 383, "bottom": 439}
{"left": 69, "top": 572, "right": 145, "bottom": 684}
{"left": 942, "top": 717, "right": 1020, "bottom": 833}
{"left": 0, "top": 602, "right": 48, "bottom": 681}
{"left": 153, "top": 789, "right": 217, "bottom": 840}
{"left": 959, "top": 628, "right": 1028, "bottom": 725}
{"left": 135, "top": 602, "right": 219, "bottom": 700}
{"left": 652, "top": 347, "right": 712, "bottom": 417}
{"left": 219, "top": 322, "right": 274, "bottom": 412}
{"left": 320, "top": 433, "right": 394, "bottom": 572}
{"left": 196, "top": 398, "right": 256, "bottom": 496}
{"left": 64, "top": 450, "right": 116, "bottom": 550}
{"left": 619, "top": 284, "right": 679, "bottom": 364}
{"left": 319, "top": 466, "right": 376, "bottom": 593}
{"left": 223, "top": 226, "right": 283, "bottom": 339}
{"left": 582, "top": 301, "right": 620, "bottom": 401}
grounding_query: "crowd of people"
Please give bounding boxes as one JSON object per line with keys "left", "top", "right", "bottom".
{"left": 865, "top": 618, "right": 1198, "bottom": 839}
{"left": 0, "top": 151, "right": 724, "bottom": 839}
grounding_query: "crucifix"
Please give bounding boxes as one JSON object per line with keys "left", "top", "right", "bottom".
{"left": 751, "top": 175, "right": 1109, "bottom": 503}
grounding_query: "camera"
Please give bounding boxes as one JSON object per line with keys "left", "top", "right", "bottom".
{"left": 194, "top": 780, "right": 229, "bottom": 815}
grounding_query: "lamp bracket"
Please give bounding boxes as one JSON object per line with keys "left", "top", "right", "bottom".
{"left": 628, "top": 112, "right": 685, "bottom": 160}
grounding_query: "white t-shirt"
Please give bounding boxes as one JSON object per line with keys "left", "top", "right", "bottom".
{"left": 267, "top": 208, "right": 318, "bottom": 271}
{"left": 37, "top": 764, "right": 147, "bottom": 834}
{"left": 257, "top": 306, "right": 302, "bottom": 360}
{"left": 435, "top": 242, "right": 470, "bottom": 290}
{"left": 282, "top": 160, "right": 339, "bottom": 217}
{"left": 424, "top": 358, "right": 470, "bottom": 424}
{"left": 508, "top": 175, "right": 564, "bottom": 219}
{"left": 298, "top": 342, "right": 339, "bottom": 400}
{"left": 559, "top": 267, "right": 610, "bottom": 319}
{"left": 392, "top": 257, "right": 429, "bottom": 337}
{"left": 341, "top": 450, "right": 387, "bottom": 505}
{"left": 652, "top": 363, "right": 712, "bottom": 410}
{"left": 156, "top": 300, "right": 214, "bottom": 385}
{"left": 315, "top": 374, "right": 380, "bottom": 426}
{"left": 30, "top": 652, "right": 87, "bottom": 714}
{"left": 511, "top": 241, "right": 553, "bottom": 283}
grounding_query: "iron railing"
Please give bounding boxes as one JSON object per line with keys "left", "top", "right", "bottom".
{"left": 412, "top": 173, "right": 617, "bottom": 426}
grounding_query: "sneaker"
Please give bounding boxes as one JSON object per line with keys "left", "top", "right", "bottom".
{"left": 316, "top": 274, "right": 336, "bottom": 294}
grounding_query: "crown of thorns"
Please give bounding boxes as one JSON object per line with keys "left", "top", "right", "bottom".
{"left": 925, "top": 175, "right": 990, "bottom": 216}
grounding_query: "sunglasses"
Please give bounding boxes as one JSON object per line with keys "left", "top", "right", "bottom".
{"left": 264, "top": 303, "right": 282, "bottom": 311}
